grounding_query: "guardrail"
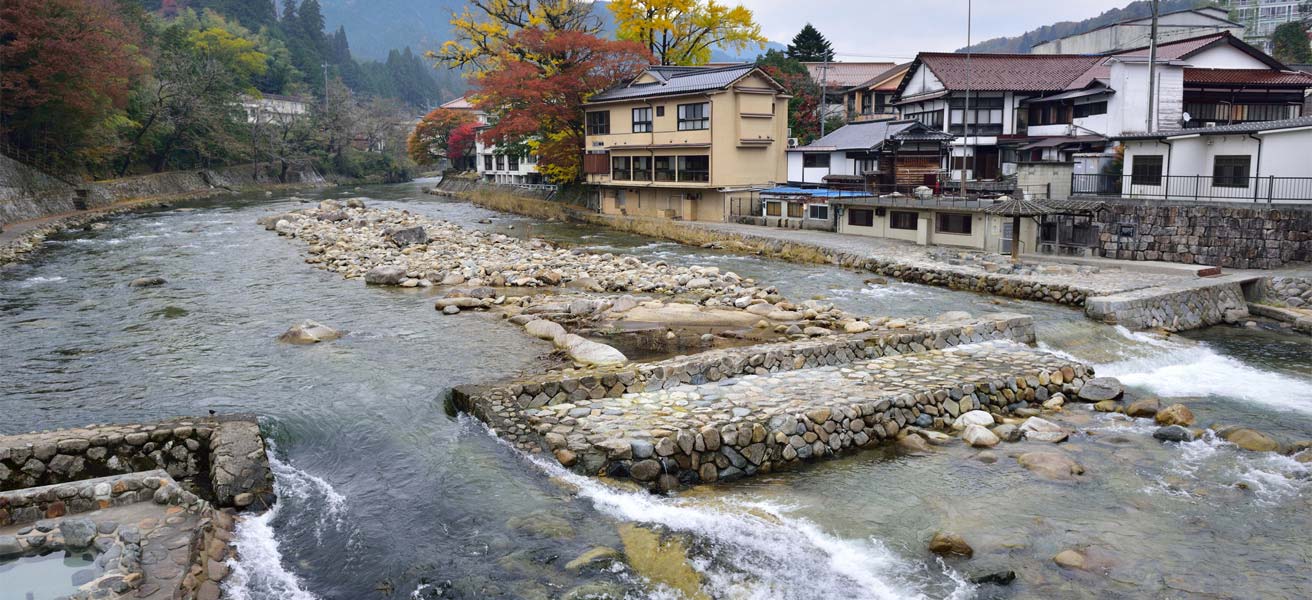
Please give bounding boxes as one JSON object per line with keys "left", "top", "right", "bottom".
{"left": 1071, "top": 173, "right": 1312, "bottom": 204}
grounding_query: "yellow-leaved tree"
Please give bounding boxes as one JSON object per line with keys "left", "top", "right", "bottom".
{"left": 609, "top": 0, "right": 766, "bottom": 66}
{"left": 431, "top": 0, "right": 601, "bottom": 71}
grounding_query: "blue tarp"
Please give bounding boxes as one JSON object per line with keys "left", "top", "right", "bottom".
{"left": 760, "top": 186, "right": 872, "bottom": 199}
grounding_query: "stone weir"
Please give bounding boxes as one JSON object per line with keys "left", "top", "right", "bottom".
{"left": 454, "top": 313, "right": 1092, "bottom": 490}
{"left": 0, "top": 415, "right": 275, "bottom": 599}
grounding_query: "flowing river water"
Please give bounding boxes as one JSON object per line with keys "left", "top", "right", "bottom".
{"left": 2, "top": 181, "right": 1309, "bottom": 599}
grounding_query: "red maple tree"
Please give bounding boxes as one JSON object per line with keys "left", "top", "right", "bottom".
{"left": 471, "top": 29, "right": 650, "bottom": 183}
{"left": 0, "top": 0, "right": 145, "bottom": 165}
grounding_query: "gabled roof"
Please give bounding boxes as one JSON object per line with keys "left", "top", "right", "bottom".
{"left": 803, "top": 62, "right": 896, "bottom": 89}
{"left": 1111, "top": 31, "right": 1287, "bottom": 70}
{"left": 1114, "top": 115, "right": 1312, "bottom": 140}
{"left": 849, "top": 63, "right": 912, "bottom": 92}
{"left": 789, "top": 118, "right": 953, "bottom": 152}
{"left": 439, "top": 96, "right": 475, "bottom": 110}
{"left": 1183, "top": 68, "right": 1312, "bottom": 87}
{"left": 897, "top": 53, "right": 1104, "bottom": 98}
{"left": 587, "top": 64, "right": 781, "bottom": 103}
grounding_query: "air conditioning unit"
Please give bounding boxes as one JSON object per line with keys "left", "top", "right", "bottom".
{"left": 1204, "top": 122, "right": 1217, "bottom": 128}
{"left": 787, "top": 137, "right": 800, "bottom": 148}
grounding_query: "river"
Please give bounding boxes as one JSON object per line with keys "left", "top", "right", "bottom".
{"left": 1, "top": 181, "right": 1308, "bottom": 599}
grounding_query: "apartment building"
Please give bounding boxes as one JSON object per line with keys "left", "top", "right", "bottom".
{"left": 581, "top": 65, "right": 789, "bottom": 221}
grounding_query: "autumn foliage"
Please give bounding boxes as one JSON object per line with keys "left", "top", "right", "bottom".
{"left": 0, "top": 0, "right": 146, "bottom": 164}
{"left": 471, "top": 29, "right": 650, "bottom": 183}
{"left": 407, "top": 108, "right": 480, "bottom": 166}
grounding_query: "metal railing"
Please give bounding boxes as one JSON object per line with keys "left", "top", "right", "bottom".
{"left": 1071, "top": 173, "right": 1312, "bottom": 204}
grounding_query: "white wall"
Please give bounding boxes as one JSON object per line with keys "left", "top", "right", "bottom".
{"left": 1186, "top": 46, "right": 1271, "bottom": 69}
{"left": 902, "top": 66, "right": 944, "bottom": 97}
{"left": 1122, "top": 132, "right": 1312, "bottom": 202}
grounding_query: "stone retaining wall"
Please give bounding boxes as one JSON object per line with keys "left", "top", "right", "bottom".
{"left": 455, "top": 313, "right": 1037, "bottom": 420}
{"left": 0, "top": 415, "right": 275, "bottom": 510}
{"left": 0, "top": 470, "right": 205, "bottom": 527}
{"left": 178, "top": 507, "right": 237, "bottom": 600}
{"left": 1093, "top": 200, "right": 1312, "bottom": 269}
{"left": 1084, "top": 279, "right": 1249, "bottom": 330}
{"left": 1265, "top": 276, "right": 1312, "bottom": 308}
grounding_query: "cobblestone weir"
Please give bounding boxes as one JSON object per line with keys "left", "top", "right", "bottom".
{"left": 457, "top": 318, "right": 1090, "bottom": 489}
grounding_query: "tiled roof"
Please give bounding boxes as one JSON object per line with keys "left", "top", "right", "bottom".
{"left": 914, "top": 53, "right": 1105, "bottom": 92}
{"left": 850, "top": 63, "right": 912, "bottom": 92}
{"left": 791, "top": 118, "right": 953, "bottom": 152}
{"left": 1114, "top": 115, "right": 1312, "bottom": 140}
{"left": 1111, "top": 31, "right": 1285, "bottom": 69}
{"left": 803, "top": 62, "right": 896, "bottom": 88}
{"left": 439, "top": 96, "right": 474, "bottom": 110}
{"left": 1183, "top": 68, "right": 1312, "bottom": 86}
{"left": 588, "top": 64, "right": 765, "bottom": 103}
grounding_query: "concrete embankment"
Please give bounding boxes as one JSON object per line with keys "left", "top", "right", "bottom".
{"left": 1, "top": 156, "right": 325, "bottom": 265}
{"left": 434, "top": 182, "right": 1270, "bottom": 333}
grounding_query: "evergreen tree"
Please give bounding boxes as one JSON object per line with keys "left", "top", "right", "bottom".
{"left": 787, "top": 23, "right": 834, "bottom": 62}
{"left": 1271, "top": 22, "right": 1312, "bottom": 65}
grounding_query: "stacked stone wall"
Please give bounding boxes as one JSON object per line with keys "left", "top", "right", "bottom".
{"left": 1085, "top": 280, "right": 1249, "bottom": 330}
{"left": 1094, "top": 200, "right": 1312, "bottom": 268}
{"left": 0, "top": 416, "right": 275, "bottom": 510}
{"left": 0, "top": 470, "right": 205, "bottom": 527}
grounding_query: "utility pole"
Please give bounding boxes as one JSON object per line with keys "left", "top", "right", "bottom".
{"left": 1145, "top": 0, "right": 1159, "bottom": 132}
{"left": 819, "top": 54, "right": 830, "bottom": 138}
{"left": 960, "top": 0, "right": 972, "bottom": 199}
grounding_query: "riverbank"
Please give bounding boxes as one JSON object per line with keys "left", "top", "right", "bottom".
{"left": 436, "top": 184, "right": 1276, "bottom": 333}
{"left": 1, "top": 168, "right": 328, "bottom": 267}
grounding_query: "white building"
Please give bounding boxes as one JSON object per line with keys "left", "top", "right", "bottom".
{"left": 438, "top": 96, "right": 543, "bottom": 183}
{"left": 785, "top": 118, "right": 952, "bottom": 189}
{"left": 240, "top": 94, "right": 310, "bottom": 125}
{"left": 1221, "top": 0, "right": 1309, "bottom": 52}
{"left": 1114, "top": 115, "right": 1312, "bottom": 203}
{"left": 1031, "top": 7, "right": 1244, "bottom": 55}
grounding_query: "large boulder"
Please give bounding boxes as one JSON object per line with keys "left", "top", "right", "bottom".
{"left": 1125, "top": 397, "right": 1161, "bottom": 418}
{"left": 129, "top": 276, "right": 167, "bottom": 288}
{"left": 928, "top": 532, "right": 973, "bottom": 558}
{"left": 1155, "top": 403, "right": 1195, "bottom": 426}
{"left": 1220, "top": 428, "right": 1280, "bottom": 452}
{"left": 385, "top": 226, "right": 428, "bottom": 247}
{"left": 1077, "top": 377, "right": 1124, "bottom": 403}
{"left": 1019, "top": 417, "right": 1068, "bottom": 443}
{"left": 525, "top": 319, "right": 567, "bottom": 343}
{"left": 558, "top": 334, "right": 627, "bottom": 367}
{"left": 1017, "top": 451, "right": 1084, "bottom": 481}
{"left": 277, "top": 320, "right": 343, "bottom": 344}
{"left": 59, "top": 518, "right": 97, "bottom": 549}
{"left": 364, "top": 265, "right": 407, "bottom": 286}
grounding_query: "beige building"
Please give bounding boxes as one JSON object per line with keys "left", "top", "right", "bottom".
{"left": 582, "top": 65, "right": 790, "bottom": 221}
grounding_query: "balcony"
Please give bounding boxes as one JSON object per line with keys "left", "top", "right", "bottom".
{"left": 1071, "top": 173, "right": 1312, "bottom": 204}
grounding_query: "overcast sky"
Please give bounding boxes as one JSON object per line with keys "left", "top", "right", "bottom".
{"left": 740, "top": 0, "right": 1133, "bottom": 60}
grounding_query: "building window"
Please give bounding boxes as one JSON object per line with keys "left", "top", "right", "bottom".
{"left": 1213, "top": 155, "right": 1251, "bottom": 188}
{"left": 656, "top": 106, "right": 665, "bottom": 117}
{"left": 787, "top": 203, "right": 804, "bottom": 218}
{"left": 676, "top": 155, "right": 709, "bottom": 182}
{"left": 1130, "top": 155, "right": 1163, "bottom": 186}
{"left": 847, "top": 208, "right": 874, "bottom": 227}
{"left": 508, "top": 154, "right": 519, "bottom": 171}
{"left": 632, "top": 107, "right": 652, "bottom": 133}
{"left": 803, "top": 153, "right": 828, "bottom": 168}
{"left": 586, "top": 110, "right": 610, "bottom": 135}
{"left": 889, "top": 210, "right": 918, "bottom": 230}
{"left": 1074, "top": 101, "right": 1107, "bottom": 118}
{"left": 765, "top": 201, "right": 782, "bottom": 217}
{"left": 936, "top": 212, "right": 973, "bottom": 235}
{"left": 495, "top": 155, "right": 505, "bottom": 170}
{"left": 808, "top": 204, "right": 829, "bottom": 220}
{"left": 907, "top": 109, "right": 943, "bottom": 129}
{"left": 611, "top": 156, "right": 632, "bottom": 180}
{"left": 632, "top": 156, "right": 652, "bottom": 181}
{"left": 483, "top": 155, "right": 493, "bottom": 171}
{"left": 677, "top": 102, "right": 710, "bottom": 131}
{"left": 654, "top": 156, "right": 675, "bottom": 181}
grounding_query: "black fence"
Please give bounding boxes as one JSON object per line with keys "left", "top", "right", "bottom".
{"left": 1071, "top": 173, "right": 1312, "bottom": 203}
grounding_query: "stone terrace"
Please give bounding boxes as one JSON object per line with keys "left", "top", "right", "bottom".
{"left": 456, "top": 314, "right": 1093, "bottom": 489}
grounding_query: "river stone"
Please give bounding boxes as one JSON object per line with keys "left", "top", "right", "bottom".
{"left": 990, "top": 424, "right": 1020, "bottom": 442}
{"left": 1220, "top": 428, "right": 1280, "bottom": 452}
{"left": 1077, "top": 377, "right": 1124, "bottom": 402}
{"left": 1019, "top": 417, "right": 1067, "bottom": 443}
{"left": 385, "top": 226, "right": 428, "bottom": 247}
{"left": 961, "top": 424, "right": 999, "bottom": 448}
{"left": 1017, "top": 451, "right": 1084, "bottom": 480}
{"left": 506, "top": 512, "right": 575, "bottom": 539}
{"left": 559, "top": 334, "right": 627, "bottom": 367}
{"left": 895, "top": 434, "right": 931, "bottom": 455}
{"left": 1125, "top": 397, "right": 1161, "bottom": 418}
{"left": 129, "top": 276, "right": 167, "bottom": 288}
{"left": 953, "top": 410, "right": 995, "bottom": 430}
{"left": 844, "top": 320, "right": 872, "bottom": 333}
{"left": 364, "top": 265, "right": 406, "bottom": 285}
{"left": 0, "top": 536, "right": 21, "bottom": 559}
{"left": 60, "top": 518, "right": 97, "bottom": 549}
{"left": 1153, "top": 426, "right": 1194, "bottom": 443}
{"left": 1093, "top": 400, "right": 1120, "bottom": 412}
{"left": 564, "top": 546, "right": 623, "bottom": 573}
{"left": 277, "top": 320, "right": 343, "bottom": 344}
{"left": 629, "top": 459, "right": 662, "bottom": 482}
{"left": 1054, "top": 549, "right": 1086, "bottom": 570}
{"left": 1155, "top": 404, "right": 1195, "bottom": 426}
{"left": 524, "top": 319, "right": 566, "bottom": 343}
{"left": 928, "top": 532, "right": 973, "bottom": 558}
{"left": 435, "top": 297, "right": 485, "bottom": 310}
